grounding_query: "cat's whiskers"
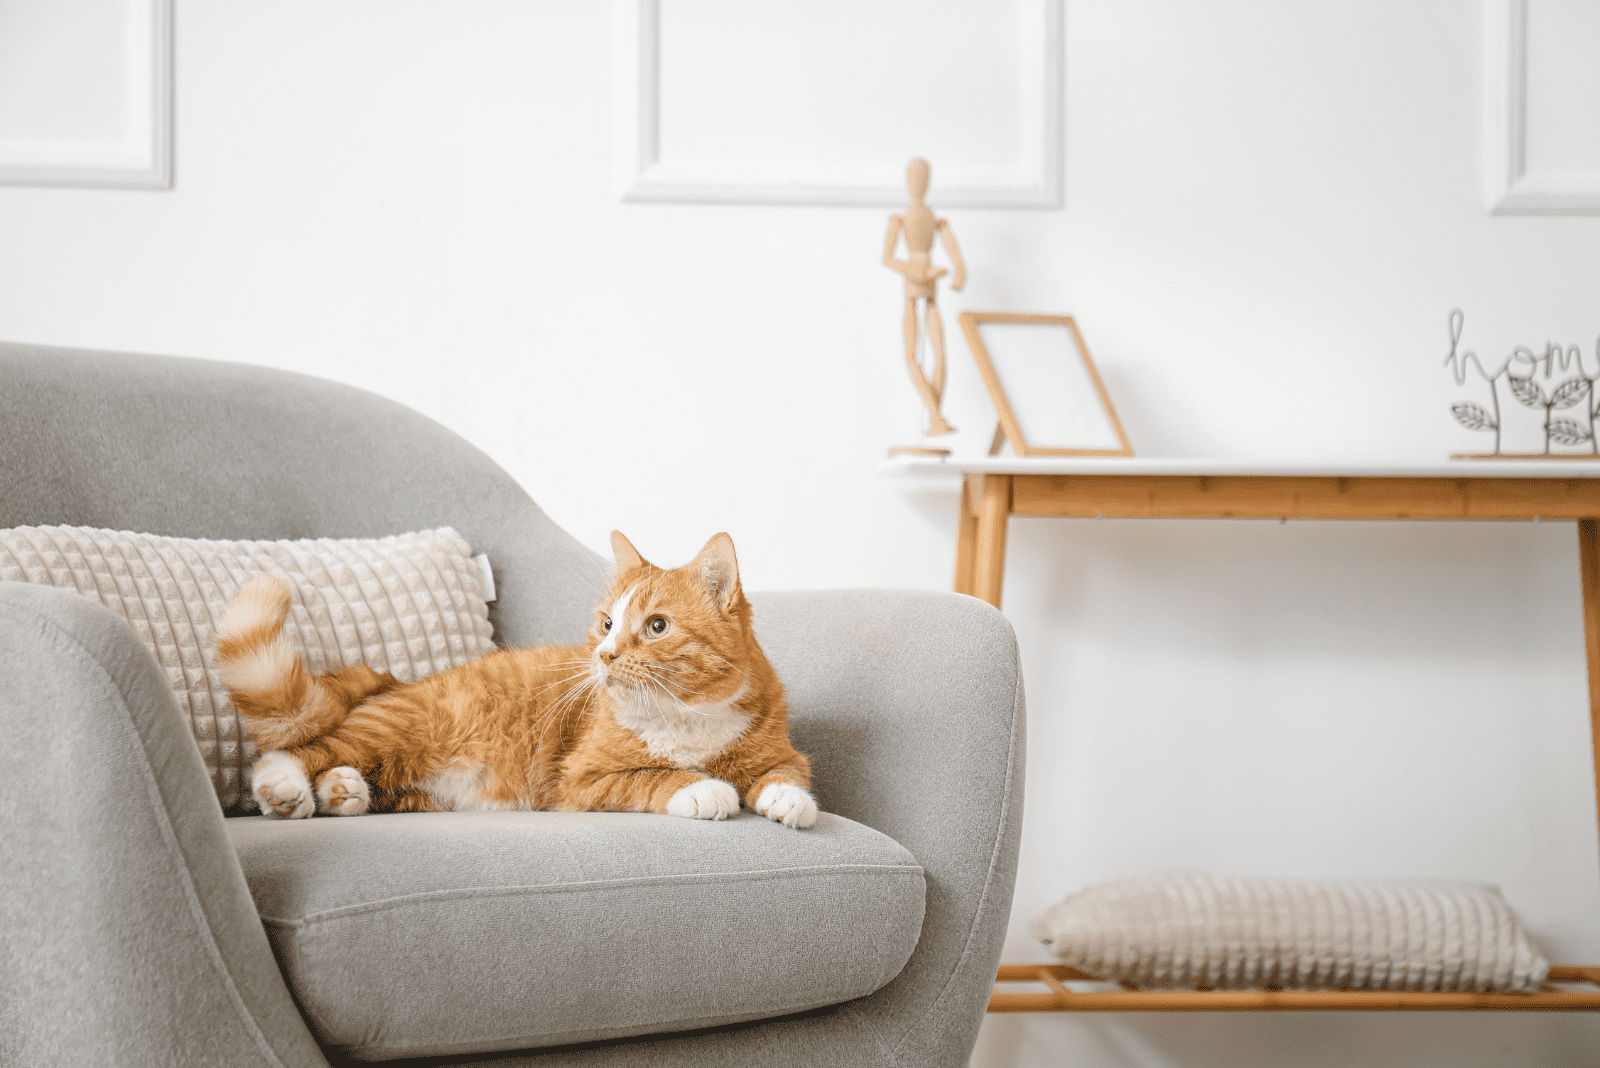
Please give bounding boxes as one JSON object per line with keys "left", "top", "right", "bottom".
{"left": 536, "top": 662, "right": 600, "bottom": 704}
{"left": 650, "top": 663, "right": 721, "bottom": 694}
{"left": 662, "top": 684, "right": 713, "bottom": 709}
{"left": 653, "top": 663, "right": 696, "bottom": 678}
{"left": 527, "top": 657, "right": 596, "bottom": 701}
{"left": 539, "top": 679, "right": 592, "bottom": 705}
{"left": 648, "top": 660, "right": 736, "bottom": 703}
{"left": 627, "top": 676, "right": 672, "bottom": 734}
{"left": 538, "top": 669, "right": 603, "bottom": 728}
{"left": 608, "top": 663, "right": 694, "bottom": 734}
{"left": 601, "top": 658, "right": 665, "bottom": 727}
{"left": 640, "top": 669, "right": 717, "bottom": 717}
{"left": 534, "top": 664, "right": 598, "bottom": 697}
{"left": 535, "top": 688, "right": 583, "bottom": 730}
{"left": 649, "top": 671, "right": 707, "bottom": 697}
{"left": 643, "top": 686, "right": 670, "bottom": 732}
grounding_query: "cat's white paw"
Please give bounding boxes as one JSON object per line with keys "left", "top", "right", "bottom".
{"left": 755, "top": 782, "right": 818, "bottom": 829}
{"left": 315, "top": 766, "right": 370, "bottom": 816}
{"left": 253, "top": 750, "right": 314, "bottom": 819}
{"left": 666, "top": 778, "right": 741, "bottom": 821}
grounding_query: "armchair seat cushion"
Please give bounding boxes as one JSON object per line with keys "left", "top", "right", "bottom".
{"left": 229, "top": 809, "right": 925, "bottom": 1061}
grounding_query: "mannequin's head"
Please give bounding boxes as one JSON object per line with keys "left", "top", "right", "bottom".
{"left": 906, "top": 158, "right": 930, "bottom": 200}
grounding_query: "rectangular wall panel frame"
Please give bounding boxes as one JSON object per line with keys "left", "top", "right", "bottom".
{"left": 1484, "top": 0, "right": 1600, "bottom": 214}
{"left": 612, "top": 0, "right": 1062, "bottom": 208}
{"left": 0, "top": 0, "right": 172, "bottom": 190}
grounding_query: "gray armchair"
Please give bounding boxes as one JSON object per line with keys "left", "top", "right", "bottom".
{"left": 0, "top": 342, "right": 1024, "bottom": 1068}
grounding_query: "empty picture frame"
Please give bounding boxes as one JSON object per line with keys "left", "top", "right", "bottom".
{"left": 958, "top": 311, "right": 1134, "bottom": 457}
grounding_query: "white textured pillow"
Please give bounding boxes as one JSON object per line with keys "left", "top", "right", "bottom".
{"left": 1031, "top": 873, "right": 1550, "bottom": 993}
{"left": 0, "top": 525, "right": 496, "bottom": 811}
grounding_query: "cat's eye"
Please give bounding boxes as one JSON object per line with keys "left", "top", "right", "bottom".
{"left": 647, "top": 616, "right": 668, "bottom": 636}
{"left": 601, "top": 616, "right": 612, "bottom": 633}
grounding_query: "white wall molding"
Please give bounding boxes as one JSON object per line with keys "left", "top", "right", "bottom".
{"left": 612, "top": 0, "right": 1062, "bottom": 209}
{"left": 1484, "top": 0, "right": 1600, "bottom": 215}
{"left": 0, "top": 0, "right": 172, "bottom": 189}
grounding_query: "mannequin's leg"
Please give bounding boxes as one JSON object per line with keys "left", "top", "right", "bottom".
{"left": 901, "top": 298, "right": 952, "bottom": 436}
{"left": 922, "top": 298, "right": 955, "bottom": 435}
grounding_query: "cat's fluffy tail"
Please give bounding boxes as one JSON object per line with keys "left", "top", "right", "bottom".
{"left": 215, "top": 574, "right": 347, "bottom": 750}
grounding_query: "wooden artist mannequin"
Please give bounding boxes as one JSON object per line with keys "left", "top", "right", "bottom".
{"left": 884, "top": 158, "right": 967, "bottom": 452}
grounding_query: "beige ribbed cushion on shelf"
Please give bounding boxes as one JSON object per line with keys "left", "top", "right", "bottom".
{"left": 0, "top": 525, "right": 495, "bottom": 811}
{"left": 1030, "top": 873, "right": 1550, "bottom": 993}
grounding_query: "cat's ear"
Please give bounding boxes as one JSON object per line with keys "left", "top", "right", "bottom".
{"left": 611, "top": 531, "right": 647, "bottom": 573}
{"left": 691, "top": 533, "right": 741, "bottom": 611}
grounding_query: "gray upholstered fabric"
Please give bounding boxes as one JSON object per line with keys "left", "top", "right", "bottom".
{"left": 0, "top": 342, "right": 1026, "bottom": 1068}
{"left": 231, "top": 811, "right": 924, "bottom": 1060}
{"left": 0, "top": 582, "right": 328, "bottom": 1068}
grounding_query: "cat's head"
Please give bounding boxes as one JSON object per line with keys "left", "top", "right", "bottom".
{"left": 589, "top": 531, "right": 754, "bottom": 710}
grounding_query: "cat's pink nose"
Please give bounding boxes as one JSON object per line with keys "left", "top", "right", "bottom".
{"left": 598, "top": 649, "right": 616, "bottom": 664}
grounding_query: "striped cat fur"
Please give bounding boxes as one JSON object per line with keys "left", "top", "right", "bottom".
{"left": 215, "top": 532, "right": 817, "bottom": 828}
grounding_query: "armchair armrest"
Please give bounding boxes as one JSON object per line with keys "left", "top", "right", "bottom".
{"left": 0, "top": 582, "right": 328, "bottom": 1068}
{"left": 752, "top": 589, "right": 1026, "bottom": 1066}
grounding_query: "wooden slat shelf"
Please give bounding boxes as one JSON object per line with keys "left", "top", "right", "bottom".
{"left": 989, "top": 964, "right": 1600, "bottom": 1012}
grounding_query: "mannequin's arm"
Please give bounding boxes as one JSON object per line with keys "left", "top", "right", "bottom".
{"left": 882, "top": 215, "right": 908, "bottom": 275}
{"left": 938, "top": 218, "right": 967, "bottom": 290}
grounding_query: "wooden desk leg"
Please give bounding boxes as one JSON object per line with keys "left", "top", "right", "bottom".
{"left": 973, "top": 475, "right": 1012, "bottom": 609}
{"left": 954, "top": 474, "right": 981, "bottom": 596}
{"left": 1580, "top": 520, "right": 1600, "bottom": 841}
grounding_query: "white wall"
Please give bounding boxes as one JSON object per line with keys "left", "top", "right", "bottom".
{"left": 4, "top": 3, "right": 1600, "bottom": 1065}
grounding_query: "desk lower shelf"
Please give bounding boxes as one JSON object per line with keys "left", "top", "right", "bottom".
{"left": 989, "top": 964, "right": 1600, "bottom": 1012}
{"left": 946, "top": 472, "right": 1600, "bottom": 1014}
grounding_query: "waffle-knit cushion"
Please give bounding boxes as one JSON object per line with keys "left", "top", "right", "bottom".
{"left": 0, "top": 525, "right": 494, "bottom": 810}
{"left": 1031, "top": 872, "right": 1550, "bottom": 992}
{"left": 230, "top": 809, "right": 926, "bottom": 1060}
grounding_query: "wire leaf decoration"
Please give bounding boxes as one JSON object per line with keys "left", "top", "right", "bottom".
{"left": 1552, "top": 378, "right": 1591, "bottom": 410}
{"left": 1507, "top": 376, "right": 1545, "bottom": 409}
{"left": 1451, "top": 402, "right": 1496, "bottom": 431}
{"left": 1550, "top": 420, "right": 1592, "bottom": 446}
{"left": 1444, "top": 309, "right": 1600, "bottom": 457}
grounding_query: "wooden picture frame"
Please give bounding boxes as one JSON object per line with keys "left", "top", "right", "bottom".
{"left": 958, "top": 311, "right": 1134, "bottom": 457}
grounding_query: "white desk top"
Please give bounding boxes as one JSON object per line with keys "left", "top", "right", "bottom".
{"left": 880, "top": 454, "right": 1600, "bottom": 479}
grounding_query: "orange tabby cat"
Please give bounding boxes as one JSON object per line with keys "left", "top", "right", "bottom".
{"left": 214, "top": 531, "right": 818, "bottom": 828}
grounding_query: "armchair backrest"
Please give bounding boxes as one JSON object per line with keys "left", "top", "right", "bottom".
{"left": 0, "top": 341, "right": 606, "bottom": 647}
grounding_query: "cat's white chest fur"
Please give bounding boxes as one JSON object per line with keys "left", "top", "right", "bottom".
{"left": 613, "top": 683, "right": 750, "bottom": 769}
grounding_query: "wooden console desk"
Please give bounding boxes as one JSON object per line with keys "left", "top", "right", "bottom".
{"left": 887, "top": 455, "right": 1600, "bottom": 1010}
